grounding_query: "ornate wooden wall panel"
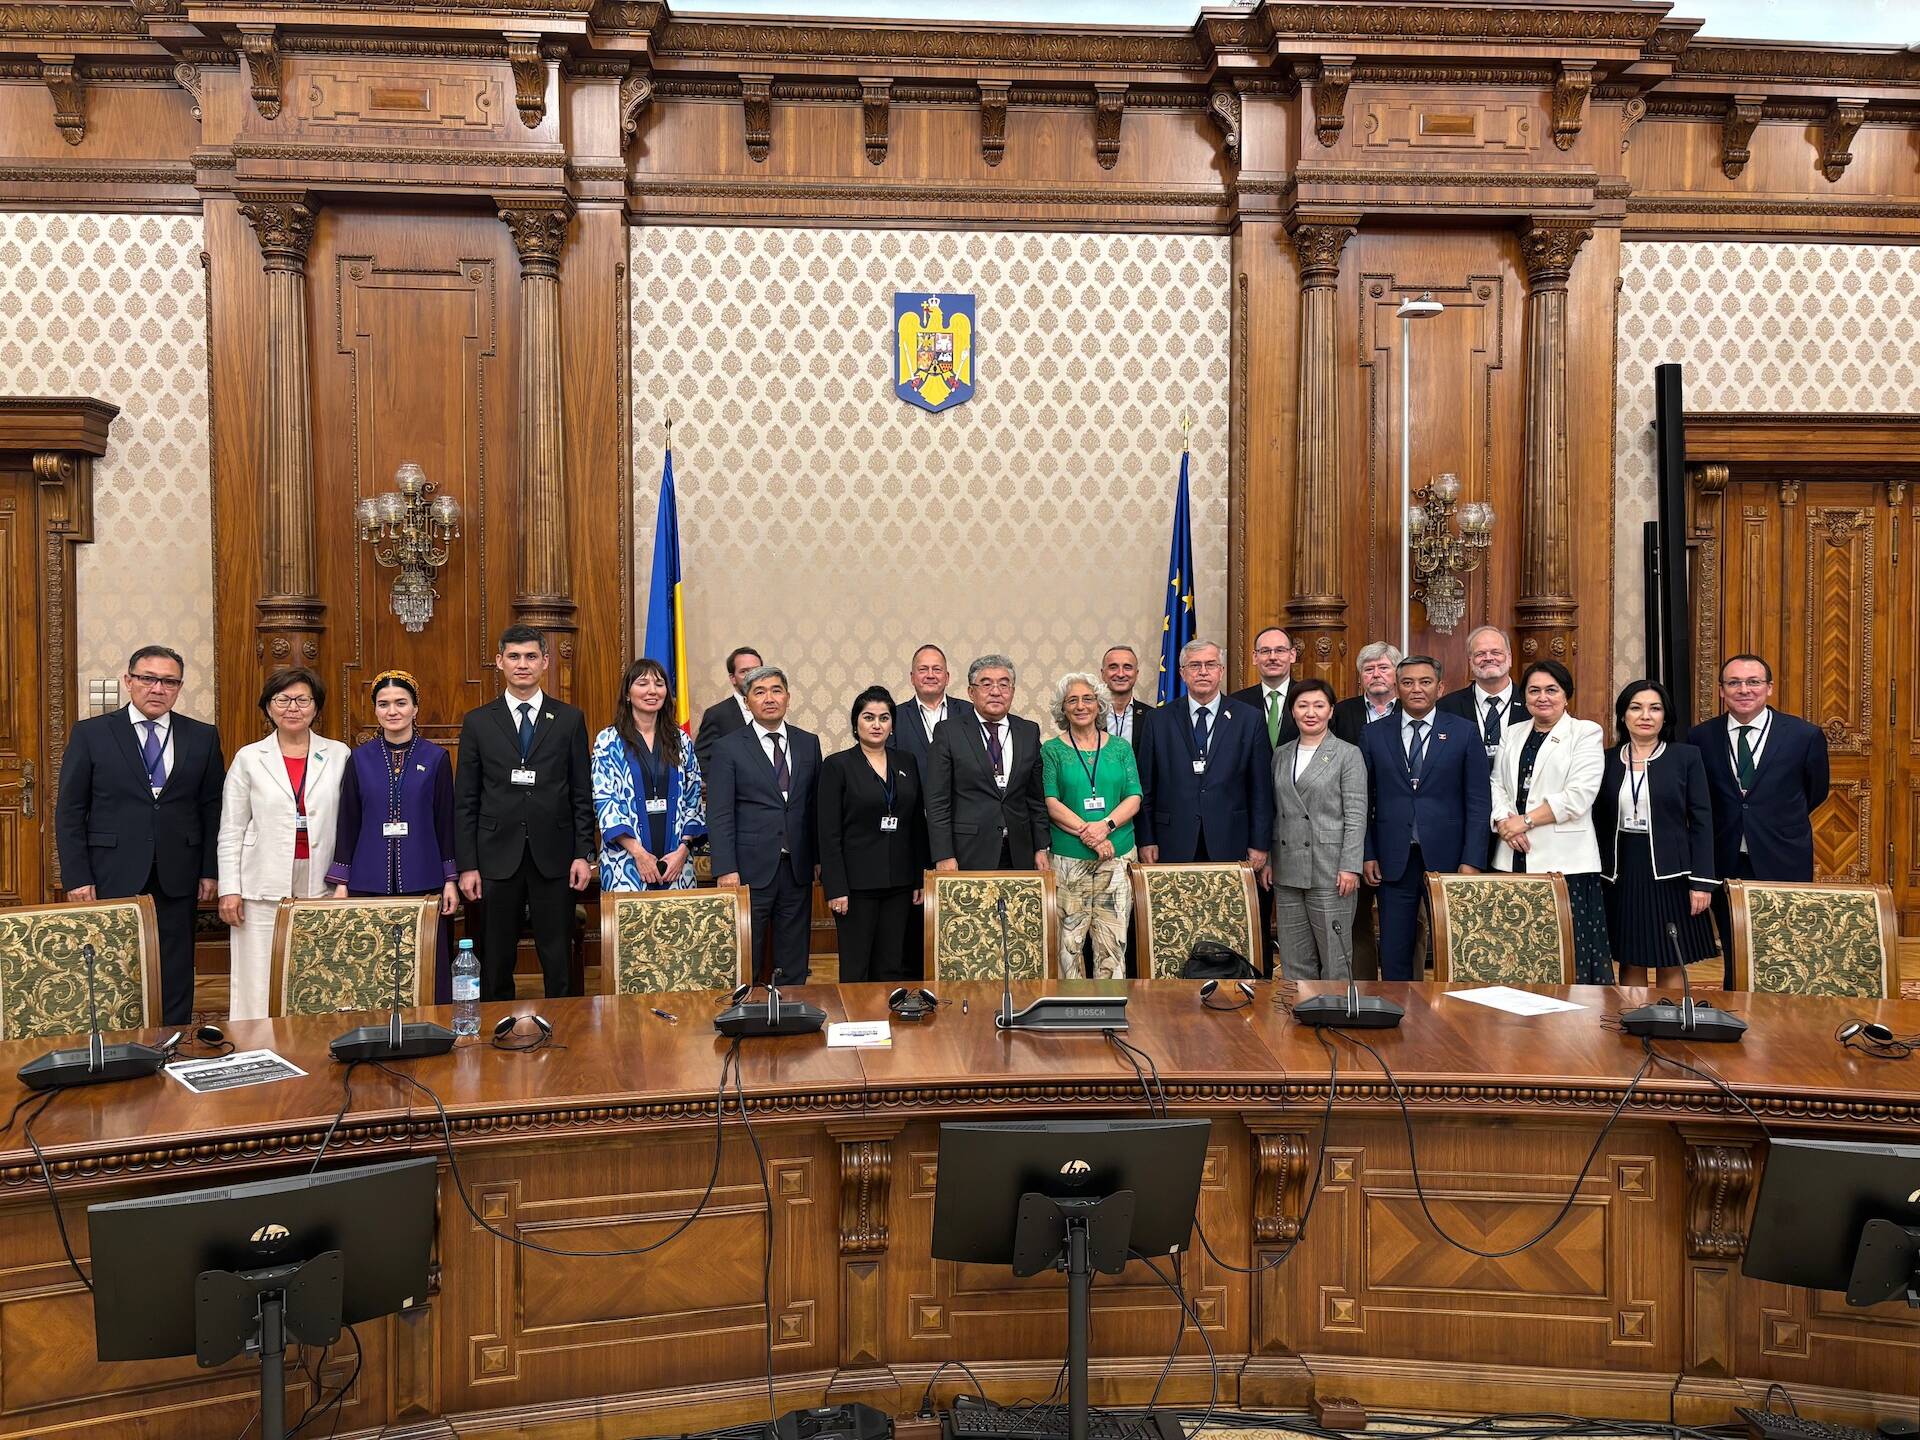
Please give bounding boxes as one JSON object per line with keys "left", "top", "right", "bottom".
{"left": 0, "top": 485, "right": 32, "bottom": 905}
{"left": 1229, "top": 222, "right": 1302, "bottom": 684}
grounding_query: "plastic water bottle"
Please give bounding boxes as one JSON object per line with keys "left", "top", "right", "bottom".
{"left": 452, "top": 939, "right": 480, "bottom": 1037}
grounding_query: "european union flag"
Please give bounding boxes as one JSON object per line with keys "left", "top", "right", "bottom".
{"left": 1156, "top": 447, "right": 1196, "bottom": 705}
{"left": 642, "top": 446, "right": 691, "bottom": 731}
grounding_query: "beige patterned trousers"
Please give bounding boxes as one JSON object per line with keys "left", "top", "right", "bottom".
{"left": 1055, "top": 853, "right": 1133, "bottom": 980}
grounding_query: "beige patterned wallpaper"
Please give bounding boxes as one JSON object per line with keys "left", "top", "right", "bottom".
{"left": 629, "top": 226, "right": 1231, "bottom": 740}
{"left": 1612, "top": 240, "right": 1920, "bottom": 691}
{"left": 0, "top": 213, "right": 214, "bottom": 714}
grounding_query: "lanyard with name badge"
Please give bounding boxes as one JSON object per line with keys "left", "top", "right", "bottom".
{"left": 1070, "top": 733, "right": 1107, "bottom": 812}
{"left": 879, "top": 762, "right": 900, "bottom": 832}
{"left": 1727, "top": 709, "right": 1770, "bottom": 791}
{"left": 382, "top": 738, "right": 416, "bottom": 839}
{"left": 984, "top": 721, "right": 1008, "bottom": 788}
{"left": 1623, "top": 742, "right": 1661, "bottom": 832}
{"left": 636, "top": 738, "right": 669, "bottom": 816}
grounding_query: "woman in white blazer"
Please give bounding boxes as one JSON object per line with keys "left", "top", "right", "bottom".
{"left": 1489, "top": 659, "right": 1614, "bottom": 983}
{"left": 216, "top": 666, "right": 350, "bottom": 1019}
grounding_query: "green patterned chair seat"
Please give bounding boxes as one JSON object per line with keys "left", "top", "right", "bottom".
{"left": 1428, "top": 873, "right": 1574, "bottom": 986}
{"left": 925, "top": 872, "right": 1057, "bottom": 982}
{"left": 0, "top": 896, "right": 159, "bottom": 1039}
{"left": 1130, "top": 864, "right": 1260, "bottom": 979}
{"left": 269, "top": 897, "right": 439, "bottom": 1016}
{"left": 1734, "top": 882, "right": 1891, "bottom": 998}
{"left": 599, "top": 887, "right": 751, "bottom": 995}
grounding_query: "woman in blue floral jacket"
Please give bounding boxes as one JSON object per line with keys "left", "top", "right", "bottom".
{"left": 590, "top": 658, "right": 706, "bottom": 891}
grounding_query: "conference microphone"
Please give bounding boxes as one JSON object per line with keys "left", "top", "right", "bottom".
{"left": 19, "top": 941, "right": 168, "bottom": 1091}
{"left": 330, "top": 920, "right": 456, "bottom": 1062}
{"left": 1293, "top": 967, "right": 1404, "bottom": 1029}
{"left": 714, "top": 965, "right": 824, "bottom": 1039}
{"left": 993, "top": 884, "right": 1127, "bottom": 1033}
{"left": 1619, "top": 920, "right": 1747, "bottom": 1042}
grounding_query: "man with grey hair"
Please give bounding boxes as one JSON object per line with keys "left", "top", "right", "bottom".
{"left": 1332, "top": 640, "right": 1403, "bottom": 745}
{"left": 1439, "top": 624, "right": 1524, "bottom": 759}
{"left": 1136, "top": 638, "right": 1273, "bottom": 884}
{"left": 926, "top": 654, "right": 1050, "bottom": 872}
{"left": 709, "top": 664, "right": 822, "bottom": 983}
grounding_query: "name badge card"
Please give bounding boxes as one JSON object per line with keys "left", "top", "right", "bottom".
{"left": 294, "top": 815, "right": 308, "bottom": 832}
{"left": 511, "top": 767, "right": 537, "bottom": 786}
{"left": 382, "top": 821, "right": 410, "bottom": 838}
{"left": 994, "top": 774, "right": 1007, "bottom": 789}
{"left": 1622, "top": 815, "right": 1650, "bottom": 833}
{"left": 879, "top": 815, "right": 900, "bottom": 832}
{"left": 1082, "top": 795, "right": 1107, "bottom": 813}
{"left": 645, "top": 797, "right": 669, "bottom": 815}
{"left": 1191, "top": 760, "right": 1206, "bottom": 775}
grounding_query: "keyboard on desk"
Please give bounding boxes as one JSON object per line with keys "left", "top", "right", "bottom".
{"left": 1736, "top": 1407, "right": 1880, "bottom": 1440}
{"left": 943, "top": 1402, "right": 1183, "bottom": 1440}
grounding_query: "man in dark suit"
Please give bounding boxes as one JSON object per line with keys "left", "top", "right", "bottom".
{"left": 55, "top": 643, "right": 225, "bottom": 1024}
{"left": 1100, "top": 644, "right": 1154, "bottom": 749}
{"left": 1231, "top": 626, "right": 1303, "bottom": 750}
{"left": 892, "top": 643, "right": 974, "bottom": 775}
{"left": 1361, "top": 655, "right": 1491, "bottom": 981}
{"left": 1438, "top": 625, "right": 1526, "bottom": 763}
{"left": 1136, "top": 639, "right": 1274, "bottom": 882}
{"left": 1331, "top": 640, "right": 1402, "bottom": 746}
{"left": 455, "top": 625, "right": 596, "bottom": 1000}
{"left": 926, "top": 654, "right": 1050, "bottom": 872}
{"left": 693, "top": 645, "right": 762, "bottom": 774}
{"left": 709, "top": 665, "right": 822, "bottom": 985}
{"left": 1687, "top": 652, "right": 1831, "bottom": 986}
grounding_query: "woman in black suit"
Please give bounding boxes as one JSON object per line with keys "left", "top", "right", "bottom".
{"left": 818, "top": 686, "right": 928, "bottom": 983}
{"left": 1592, "top": 679, "right": 1719, "bottom": 989}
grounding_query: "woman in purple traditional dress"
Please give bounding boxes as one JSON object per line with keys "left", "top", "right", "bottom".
{"left": 327, "top": 670, "right": 459, "bottom": 1002}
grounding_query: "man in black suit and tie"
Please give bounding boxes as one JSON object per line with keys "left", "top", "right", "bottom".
{"left": 1100, "top": 644, "right": 1154, "bottom": 749}
{"left": 1331, "top": 641, "right": 1402, "bottom": 745}
{"left": 1136, "top": 638, "right": 1274, "bottom": 880}
{"left": 55, "top": 643, "right": 226, "bottom": 1024}
{"left": 455, "top": 625, "right": 596, "bottom": 1000}
{"left": 1231, "top": 626, "right": 1303, "bottom": 751}
{"left": 1438, "top": 625, "right": 1527, "bottom": 763}
{"left": 1360, "top": 656, "right": 1492, "bottom": 980}
{"left": 892, "top": 643, "right": 974, "bottom": 775}
{"left": 926, "top": 654, "right": 1050, "bottom": 872}
{"left": 710, "top": 665, "right": 822, "bottom": 985}
{"left": 1687, "top": 653, "right": 1831, "bottom": 986}
{"left": 693, "top": 645, "right": 762, "bottom": 774}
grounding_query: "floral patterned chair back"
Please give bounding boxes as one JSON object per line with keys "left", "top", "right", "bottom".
{"left": 268, "top": 897, "right": 439, "bottom": 1017}
{"left": 923, "top": 871, "right": 1058, "bottom": 982}
{"left": 598, "top": 886, "right": 753, "bottom": 995}
{"left": 1426, "top": 872, "right": 1574, "bottom": 986}
{"left": 0, "top": 895, "right": 161, "bottom": 1039}
{"left": 1730, "top": 881, "right": 1892, "bottom": 998}
{"left": 1129, "top": 863, "right": 1260, "bottom": 979}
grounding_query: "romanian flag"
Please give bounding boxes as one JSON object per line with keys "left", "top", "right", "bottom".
{"left": 1156, "top": 444, "right": 1196, "bottom": 706}
{"left": 642, "top": 446, "right": 691, "bottom": 732}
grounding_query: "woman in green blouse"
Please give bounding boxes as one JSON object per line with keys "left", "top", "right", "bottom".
{"left": 1041, "top": 672, "right": 1143, "bottom": 979}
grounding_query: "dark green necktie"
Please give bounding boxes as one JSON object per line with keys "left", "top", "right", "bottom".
{"left": 1735, "top": 725, "right": 1757, "bottom": 790}
{"left": 1265, "top": 689, "right": 1280, "bottom": 747}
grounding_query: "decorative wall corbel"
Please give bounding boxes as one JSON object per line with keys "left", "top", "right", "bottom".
{"left": 237, "top": 25, "right": 281, "bottom": 121}
{"left": 741, "top": 73, "right": 772, "bottom": 164}
{"left": 1721, "top": 94, "right": 1764, "bottom": 179}
{"left": 172, "top": 60, "right": 204, "bottom": 123}
{"left": 1819, "top": 98, "right": 1866, "bottom": 182}
{"left": 861, "top": 77, "right": 891, "bottom": 166}
{"left": 1551, "top": 61, "right": 1594, "bottom": 151}
{"left": 1208, "top": 81, "right": 1242, "bottom": 166}
{"left": 1310, "top": 57, "right": 1353, "bottom": 147}
{"left": 40, "top": 55, "right": 83, "bottom": 146}
{"left": 978, "top": 79, "right": 1009, "bottom": 168}
{"left": 619, "top": 62, "right": 653, "bottom": 147}
{"left": 1620, "top": 93, "right": 1647, "bottom": 153}
{"left": 505, "top": 34, "right": 545, "bottom": 129}
{"left": 1093, "top": 82, "right": 1126, "bottom": 170}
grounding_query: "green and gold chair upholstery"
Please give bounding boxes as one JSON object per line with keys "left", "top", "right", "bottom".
{"left": 923, "top": 871, "right": 1058, "bottom": 982}
{"left": 0, "top": 895, "right": 161, "bottom": 1040}
{"left": 1130, "top": 863, "right": 1261, "bottom": 979}
{"left": 268, "top": 896, "right": 439, "bottom": 1017}
{"left": 1730, "top": 881, "right": 1893, "bottom": 998}
{"left": 597, "top": 885, "right": 753, "bottom": 995}
{"left": 1426, "top": 872, "right": 1575, "bottom": 986}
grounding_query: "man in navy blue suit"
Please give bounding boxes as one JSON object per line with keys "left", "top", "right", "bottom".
{"left": 1687, "top": 653, "right": 1830, "bottom": 987}
{"left": 1361, "top": 655, "right": 1491, "bottom": 981}
{"left": 1136, "top": 638, "right": 1273, "bottom": 888}
{"left": 709, "top": 665, "right": 822, "bottom": 986}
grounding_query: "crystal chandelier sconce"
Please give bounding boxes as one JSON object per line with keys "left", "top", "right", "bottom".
{"left": 1407, "top": 472, "right": 1494, "bottom": 634}
{"left": 354, "top": 463, "right": 461, "bottom": 634}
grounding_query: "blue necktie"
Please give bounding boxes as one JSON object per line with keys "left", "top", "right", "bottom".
{"left": 1192, "top": 704, "right": 1211, "bottom": 759}
{"left": 1483, "top": 696, "right": 1503, "bottom": 750}
{"left": 1407, "top": 718, "right": 1429, "bottom": 775}
{"left": 140, "top": 720, "right": 167, "bottom": 789}
{"left": 517, "top": 702, "right": 534, "bottom": 760}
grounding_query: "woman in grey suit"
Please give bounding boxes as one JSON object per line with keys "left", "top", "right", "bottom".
{"left": 1268, "top": 679, "right": 1368, "bottom": 980}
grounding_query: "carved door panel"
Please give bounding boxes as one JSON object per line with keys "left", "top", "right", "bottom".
{"left": 0, "top": 470, "right": 45, "bottom": 905}
{"left": 1890, "top": 487, "right": 1920, "bottom": 934}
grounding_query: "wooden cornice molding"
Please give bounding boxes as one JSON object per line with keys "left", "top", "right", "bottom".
{"left": 1682, "top": 412, "right": 1920, "bottom": 469}
{"left": 0, "top": 396, "right": 119, "bottom": 455}
{"left": 1672, "top": 37, "right": 1920, "bottom": 87}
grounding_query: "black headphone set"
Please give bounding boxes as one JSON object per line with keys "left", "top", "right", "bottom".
{"left": 1836, "top": 1019, "right": 1920, "bottom": 1059}
{"left": 888, "top": 987, "right": 939, "bottom": 1020}
{"left": 1199, "top": 979, "right": 1256, "bottom": 1012}
{"left": 491, "top": 1013, "right": 558, "bottom": 1052}
{"left": 162, "top": 1023, "right": 233, "bottom": 1058}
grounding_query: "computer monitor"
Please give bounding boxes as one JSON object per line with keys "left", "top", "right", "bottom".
{"left": 1744, "top": 1136, "right": 1920, "bottom": 1306}
{"left": 930, "top": 1118, "right": 1210, "bottom": 1265}
{"left": 89, "top": 1156, "right": 438, "bottom": 1362}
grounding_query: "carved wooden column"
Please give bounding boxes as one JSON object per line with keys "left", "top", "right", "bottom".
{"left": 497, "top": 197, "right": 578, "bottom": 695}
{"left": 1675, "top": 1129, "right": 1758, "bottom": 1423}
{"left": 825, "top": 1120, "right": 903, "bottom": 1410}
{"left": 237, "top": 191, "right": 325, "bottom": 676}
{"left": 1239, "top": 1117, "right": 1320, "bottom": 1407}
{"left": 1285, "top": 218, "right": 1357, "bottom": 680}
{"left": 1514, "top": 217, "right": 1591, "bottom": 669}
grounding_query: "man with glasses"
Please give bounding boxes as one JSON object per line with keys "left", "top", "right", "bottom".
{"left": 1687, "top": 654, "right": 1830, "bottom": 986}
{"left": 1438, "top": 625, "right": 1526, "bottom": 761}
{"left": 54, "top": 644, "right": 226, "bottom": 1023}
{"left": 926, "top": 655, "right": 1050, "bottom": 873}
{"left": 1137, "top": 638, "right": 1273, "bottom": 887}
{"left": 1230, "top": 626, "right": 1302, "bottom": 972}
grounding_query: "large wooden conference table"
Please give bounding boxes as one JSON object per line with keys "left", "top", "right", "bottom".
{"left": 2, "top": 980, "right": 1917, "bottom": 1439}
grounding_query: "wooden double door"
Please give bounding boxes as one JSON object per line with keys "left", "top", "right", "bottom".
{"left": 1698, "top": 466, "right": 1919, "bottom": 933}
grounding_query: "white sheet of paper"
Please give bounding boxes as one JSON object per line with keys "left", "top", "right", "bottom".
{"left": 1445, "top": 986, "right": 1585, "bottom": 1017}
{"left": 826, "top": 1021, "right": 893, "bottom": 1049}
{"left": 165, "top": 1048, "right": 308, "bottom": 1094}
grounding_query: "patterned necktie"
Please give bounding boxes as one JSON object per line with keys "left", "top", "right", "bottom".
{"left": 982, "top": 722, "right": 1004, "bottom": 781}
{"left": 1483, "top": 696, "right": 1503, "bottom": 749}
{"left": 1193, "top": 704, "right": 1211, "bottom": 758}
{"left": 1736, "top": 725, "right": 1757, "bottom": 790}
{"left": 769, "top": 732, "right": 790, "bottom": 794}
{"left": 140, "top": 719, "right": 167, "bottom": 789}
{"left": 516, "top": 702, "right": 534, "bottom": 760}
{"left": 1407, "top": 718, "right": 1429, "bottom": 775}
{"left": 1265, "top": 689, "right": 1281, "bottom": 747}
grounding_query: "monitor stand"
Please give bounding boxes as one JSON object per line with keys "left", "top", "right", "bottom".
{"left": 195, "top": 1252, "right": 345, "bottom": 1440}
{"left": 1847, "top": 1220, "right": 1920, "bottom": 1308}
